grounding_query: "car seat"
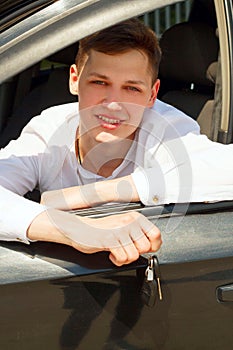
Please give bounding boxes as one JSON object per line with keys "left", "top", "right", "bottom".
{"left": 158, "top": 21, "right": 219, "bottom": 126}
{"left": 0, "top": 43, "right": 78, "bottom": 148}
{"left": 0, "top": 44, "right": 78, "bottom": 202}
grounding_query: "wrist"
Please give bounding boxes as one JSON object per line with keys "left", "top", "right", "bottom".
{"left": 27, "top": 209, "right": 73, "bottom": 246}
{"left": 95, "top": 175, "right": 139, "bottom": 203}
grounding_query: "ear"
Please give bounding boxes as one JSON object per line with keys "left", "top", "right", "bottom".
{"left": 69, "top": 64, "right": 79, "bottom": 95}
{"left": 147, "top": 79, "right": 160, "bottom": 107}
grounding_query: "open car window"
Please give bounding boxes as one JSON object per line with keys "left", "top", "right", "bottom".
{"left": 0, "top": 0, "right": 220, "bottom": 144}
{"left": 0, "top": 0, "right": 227, "bottom": 141}
{"left": 0, "top": 0, "right": 232, "bottom": 200}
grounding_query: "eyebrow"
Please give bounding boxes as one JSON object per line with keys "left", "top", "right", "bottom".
{"left": 87, "top": 72, "right": 146, "bottom": 86}
{"left": 88, "top": 72, "right": 108, "bottom": 80}
{"left": 126, "top": 79, "right": 146, "bottom": 86}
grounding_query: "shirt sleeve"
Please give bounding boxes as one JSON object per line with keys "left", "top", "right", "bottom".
{"left": 0, "top": 112, "right": 51, "bottom": 242}
{"left": 0, "top": 104, "right": 77, "bottom": 243}
{"left": 0, "top": 185, "right": 47, "bottom": 243}
{"left": 132, "top": 133, "right": 233, "bottom": 206}
{"left": 152, "top": 99, "right": 200, "bottom": 137}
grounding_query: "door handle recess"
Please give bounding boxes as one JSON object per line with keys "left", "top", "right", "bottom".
{"left": 216, "top": 284, "right": 233, "bottom": 302}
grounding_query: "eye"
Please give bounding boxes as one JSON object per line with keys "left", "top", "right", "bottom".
{"left": 91, "top": 80, "right": 106, "bottom": 86}
{"left": 126, "top": 86, "right": 141, "bottom": 92}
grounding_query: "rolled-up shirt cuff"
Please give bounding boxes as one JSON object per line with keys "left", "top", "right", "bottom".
{"left": 131, "top": 166, "right": 166, "bottom": 206}
{"left": 131, "top": 158, "right": 192, "bottom": 206}
{"left": 131, "top": 161, "right": 233, "bottom": 206}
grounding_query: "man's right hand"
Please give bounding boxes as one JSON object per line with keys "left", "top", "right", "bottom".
{"left": 27, "top": 209, "right": 162, "bottom": 266}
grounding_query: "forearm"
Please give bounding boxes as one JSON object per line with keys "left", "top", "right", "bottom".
{"left": 27, "top": 209, "right": 73, "bottom": 245}
{"left": 41, "top": 175, "right": 139, "bottom": 210}
{"left": 27, "top": 207, "right": 162, "bottom": 266}
{"left": 27, "top": 208, "right": 96, "bottom": 252}
{"left": 82, "top": 175, "right": 139, "bottom": 205}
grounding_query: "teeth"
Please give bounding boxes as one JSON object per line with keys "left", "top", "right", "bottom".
{"left": 97, "top": 115, "right": 120, "bottom": 124}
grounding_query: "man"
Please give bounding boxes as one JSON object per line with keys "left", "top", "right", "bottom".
{"left": 0, "top": 19, "right": 233, "bottom": 266}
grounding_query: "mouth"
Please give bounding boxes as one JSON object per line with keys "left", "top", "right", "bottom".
{"left": 95, "top": 114, "right": 123, "bottom": 129}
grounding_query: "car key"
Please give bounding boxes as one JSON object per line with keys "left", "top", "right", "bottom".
{"left": 153, "top": 255, "right": 163, "bottom": 301}
{"left": 140, "top": 255, "right": 157, "bottom": 307}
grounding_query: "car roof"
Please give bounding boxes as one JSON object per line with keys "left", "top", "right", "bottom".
{"left": 0, "top": 0, "right": 184, "bottom": 83}
{"left": 0, "top": 0, "right": 57, "bottom": 32}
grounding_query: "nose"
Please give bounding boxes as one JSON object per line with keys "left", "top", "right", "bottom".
{"left": 105, "top": 101, "right": 122, "bottom": 111}
{"left": 102, "top": 87, "right": 122, "bottom": 111}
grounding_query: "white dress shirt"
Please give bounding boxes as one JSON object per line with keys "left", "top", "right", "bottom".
{"left": 1, "top": 100, "right": 233, "bottom": 243}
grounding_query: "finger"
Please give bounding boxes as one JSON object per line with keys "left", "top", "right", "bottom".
{"left": 133, "top": 235, "right": 151, "bottom": 254}
{"left": 120, "top": 239, "right": 140, "bottom": 263}
{"left": 109, "top": 239, "right": 140, "bottom": 266}
{"left": 137, "top": 214, "right": 162, "bottom": 251}
{"left": 109, "top": 247, "right": 129, "bottom": 266}
{"left": 129, "top": 226, "right": 151, "bottom": 254}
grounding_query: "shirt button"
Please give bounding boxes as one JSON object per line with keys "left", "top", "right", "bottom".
{"left": 152, "top": 196, "right": 159, "bottom": 203}
{"left": 16, "top": 238, "right": 23, "bottom": 242}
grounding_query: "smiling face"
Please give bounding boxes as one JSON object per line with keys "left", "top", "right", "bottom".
{"left": 70, "top": 49, "right": 160, "bottom": 145}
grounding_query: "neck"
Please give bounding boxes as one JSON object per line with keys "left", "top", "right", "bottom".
{"left": 76, "top": 130, "right": 134, "bottom": 177}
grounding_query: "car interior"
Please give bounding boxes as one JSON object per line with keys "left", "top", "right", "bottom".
{"left": 0, "top": 0, "right": 220, "bottom": 201}
{"left": 158, "top": 0, "right": 219, "bottom": 138}
{"left": 159, "top": 22, "right": 218, "bottom": 129}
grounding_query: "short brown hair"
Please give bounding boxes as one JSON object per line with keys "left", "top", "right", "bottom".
{"left": 76, "top": 18, "right": 161, "bottom": 85}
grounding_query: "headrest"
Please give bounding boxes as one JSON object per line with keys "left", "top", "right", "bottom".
{"left": 159, "top": 22, "right": 219, "bottom": 86}
{"left": 206, "top": 61, "right": 218, "bottom": 83}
